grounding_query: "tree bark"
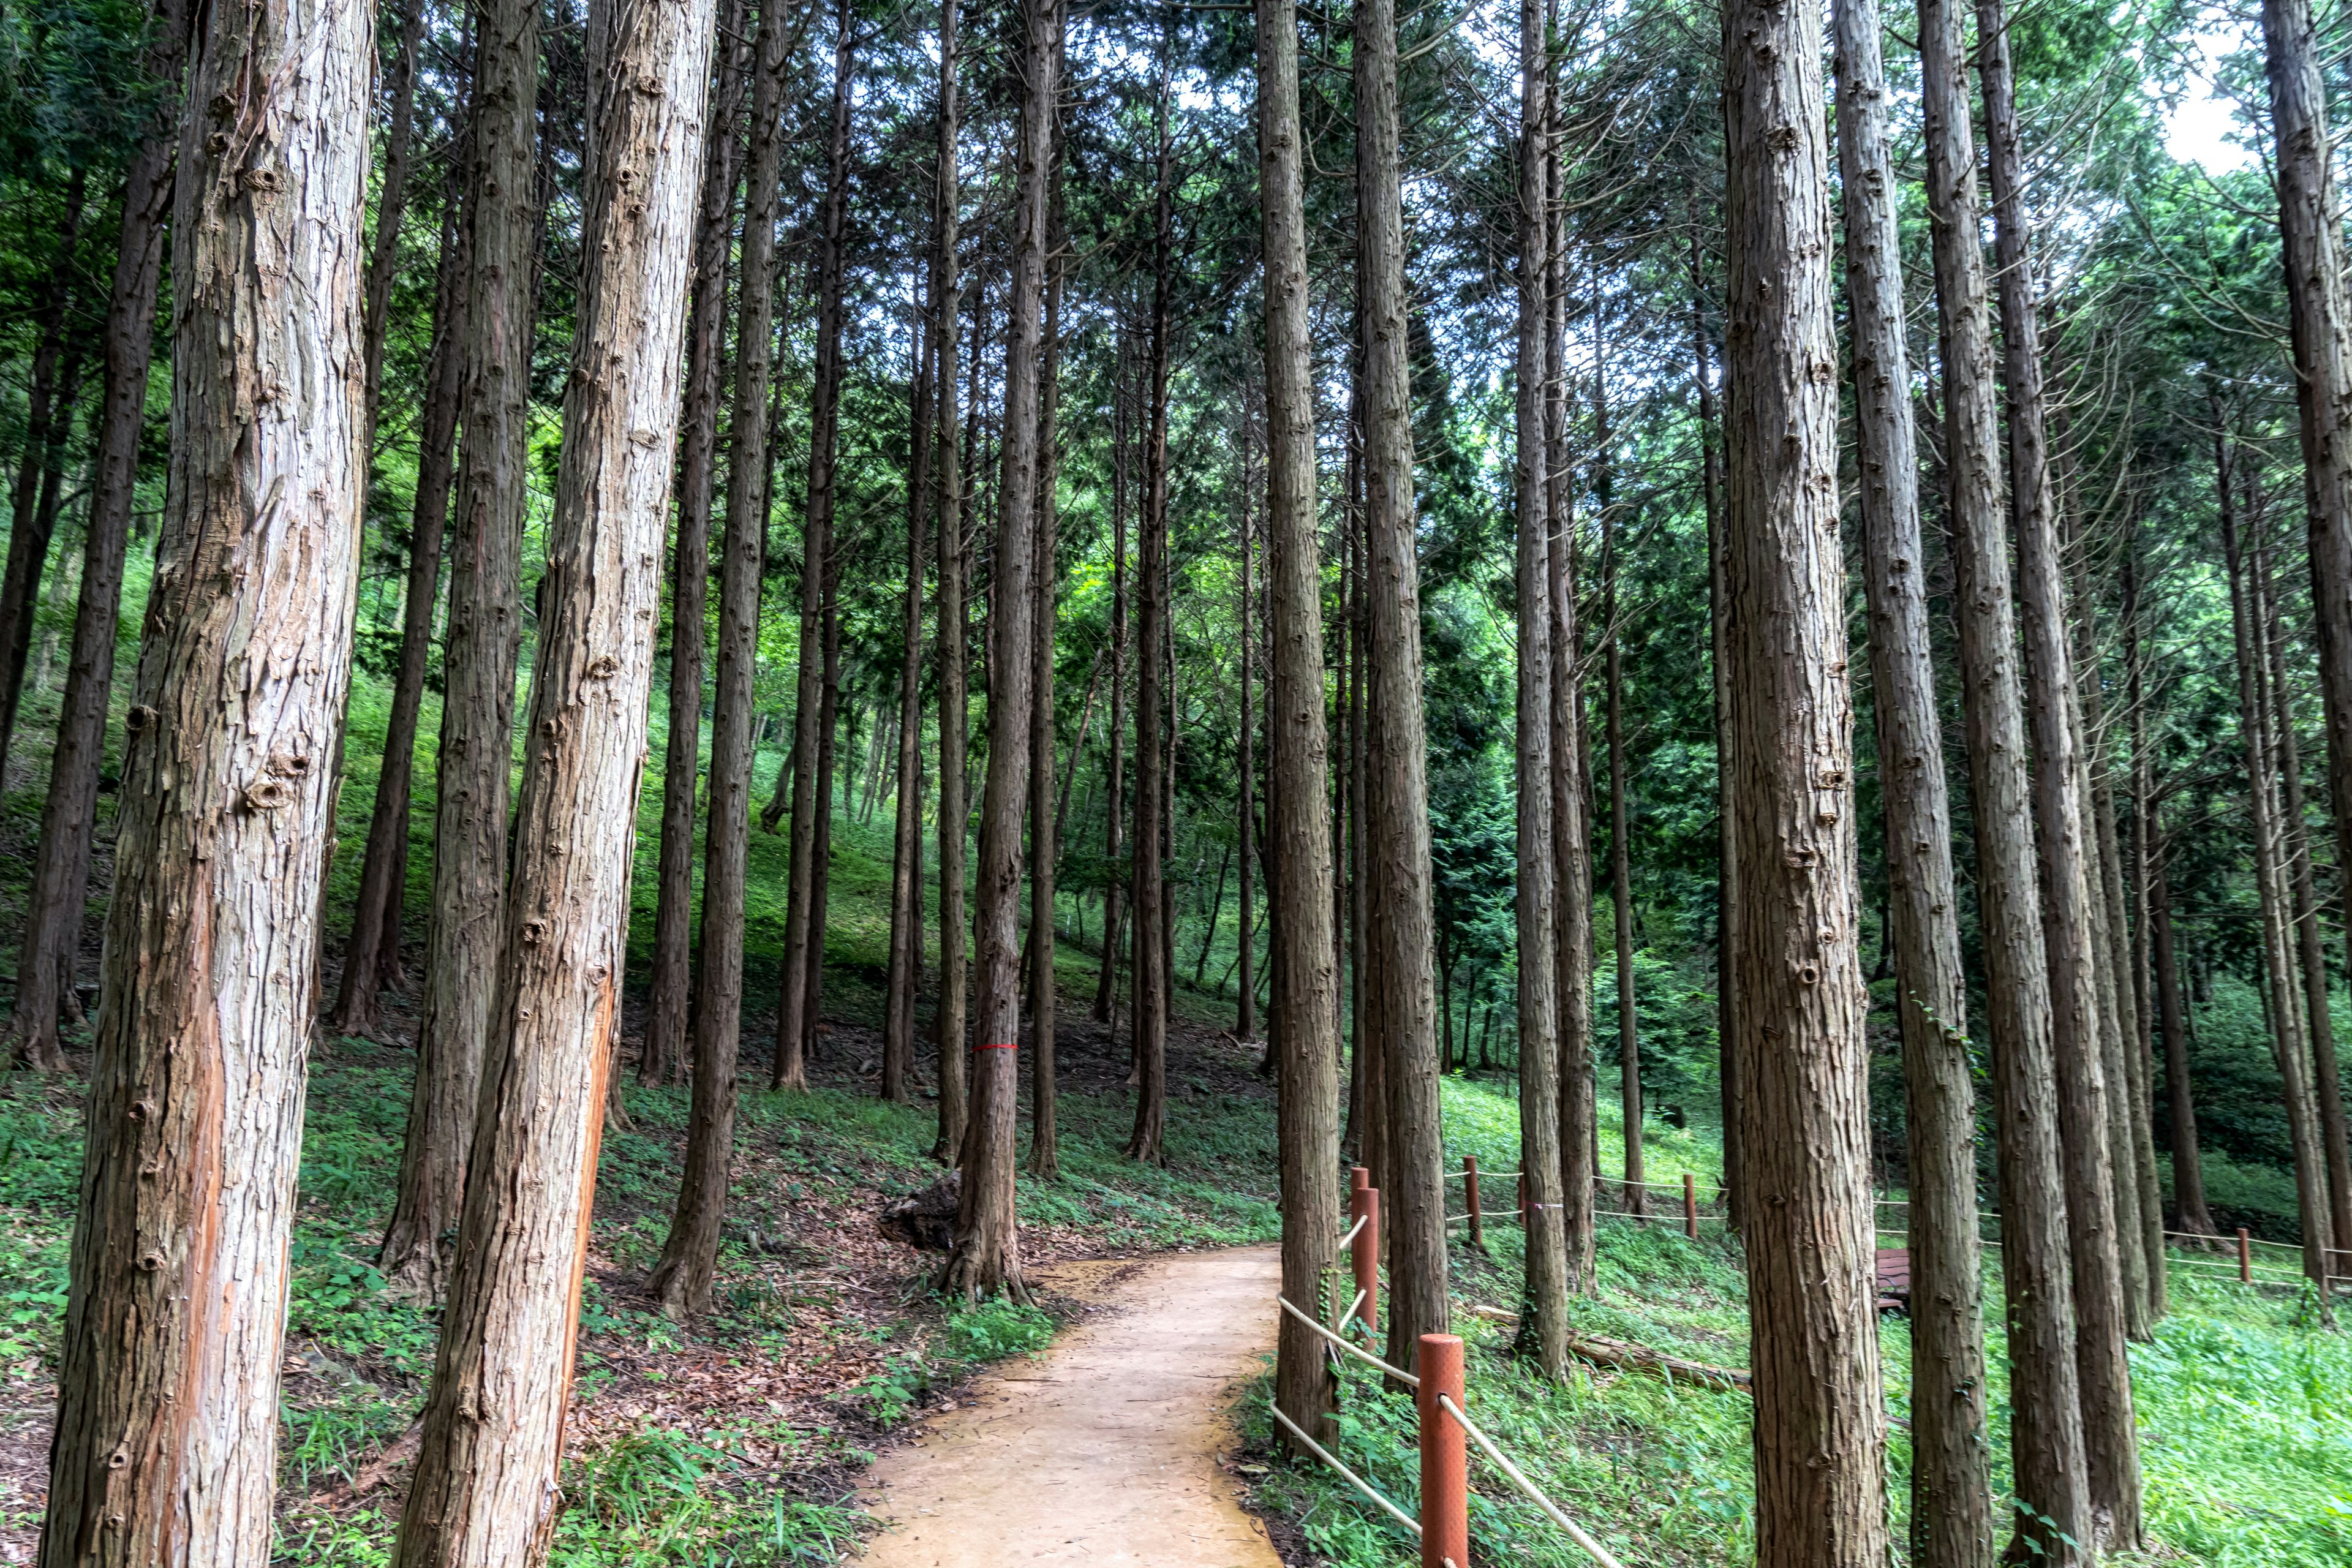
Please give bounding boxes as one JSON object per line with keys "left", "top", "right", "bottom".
{"left": 1357, "top": 0, "right": 1446, "bottom": 1374}
{"left": 931, "top": 11, "right": 968, "bottom": 1158}
{"left": 1722, "top": 0, "right": 1890, "bottom": 1555}
{"left": 1095, "top": 330, "right": 1129, "bottom": 1027}
{"left": 1027, "top": 183, "right": 1064, "bottom": 1177}
{"left": 2150, "top": 847, "right": 2212, "bottom": 1233}
{"left": 774, "top": 0, "right": 855, "bottom": 1090}
{"left": 1978, "top": 3, "right": 2143, "bottom": 1538}
{"left": 35, "top": 0, "right": 371, "bottom": 1550}
{"left": 1125, "top": 50, "right": 1174, "bottom": 1167}
{"left": 1921, "top": 0, "right": 2092, "bottom": 1552}
{"left": 645, "top": 0, "right": 788, "bottom": 1317}
{"left": 1237, "top": 447, "right": 1258, "bottom": 1044}
{"left": 361, "top": 0, "right": 429, "bottom": 440}
{"left": 947, "top": 0, "right": 1057, "bottom": 1298}
{"left": 2259, "top": 0, "right": 2352, "bottom": 1275}
{"left": 644, "top": 0, "right": 751, "bottom": 1087}
{"left": 4, "top": 0, "right": 190, "bottom": 1072}
{"left": 2220, "top": 477, "right": 2337, "bottom": 1295}
{"left": 1511, "top": 0, "right": 1570, "bottom": 1379}
{"left": 1259, "top": 0, "right": 1341, "bottom": 1447}
{"left": 390, "top": 0, "right": 716, "bottom": 1547}
{"left": 802, "top": 569, "right": 842, "bottom": 1065}
{"left": 1600, "top": 432, "right": 1640, "bottom": 1217}
{"left": 380, "top": 0, "right": 543, "bottom": 1300}
{"left": 1834, "top": 2, "right": 1992, "bottom": 1555}
{"left": 330, "top": 147, "right": 473, "bottom": 1041}
{"left": 887, "top": 289, "right": 935, "bottom": 1106}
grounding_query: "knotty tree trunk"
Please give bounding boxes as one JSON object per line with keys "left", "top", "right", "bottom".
{"left": 1721, "top": 0, "right": 1889, "bottom": 1555}
{"left": 1834, "top": 1, "right": 1992, "bottom": 1554}
{"left": 1028, "top": 164, "right": 1065, "bottom": 1176}
{"left": 2221, "top": 483, "right": 2337, "bottom": 1295}
{"left": 380, "top": 0, "right": 543, "bottom": 1300}
{"left": 1511, "top": 0, "right": 1570, "bottom": 1378}
{"left": 390, "top": 0, "right": 716, "bottom": 1548}
{"left": 646, "top": 0, "right": 789, "bottom": 1317}
{"left": 1921, "top": 0, "right": 2093, "bottom": 1551}
{"left": 36, "top": 0, "right": 371, "bottom": 1551}
{"left": 1358, "top": 0, "right": 1446, "bottom": 1373}
{"left": 774, "top": 0, "right": 855, "bottom": 1091}
{"left": 644, "top": 0, "right": 751, "bottom": 1087}
{"left": 2260, "top": 0, "right": 2352, "bottom": 1250}
{"left": 886, "top": 290, "right": 935, "bottom": 1105}
{"left": 5, "top": 0, "right": 190, "bottom": 1072}
{"left": 1125, "top": 56, "right": 1174, "bottom": 1166}
{"left": 2151, "top": 848, "right": 2214, "bottom": 1234}
{"left": 931, "top": 2, "right": 968, "bottom": 1158}
{"left": 331, "top": 150, "right": 473, "bottom": 1040}
{"left": 1978, "top": 4, "right": 2143, "bottom": 1537}
{"left": 1259, "top": 0, "right": 1341, "bottom": 1446}
{"left": 1547, "top": 108, "right": 1596, "bottom": 1293}
{"left": 948, "top": 0, "right": 1057, "bottom": 1298}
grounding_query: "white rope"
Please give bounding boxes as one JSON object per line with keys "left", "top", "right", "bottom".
{"left": 1443, "top": 1169, "right": 1521, "bottom": 1181}
{"left": 1268, "top": 1404, "right": 1421, "bottom": 1537}
{"left": 1338, "top": 1213, "right": 1368, "bottom": 1250}
{"left": 1279, "top": 1294, "right": 1420, "bottom": 1386}
{"left": 1444, "top": 1209, "right": 1525, "bottom": 1226}
{"left": 1340, "top": 1287, "right": 1368, "bottom": 1334}
{"left": 1436, "top": 1393, "right": 1626, "bottom": 1568}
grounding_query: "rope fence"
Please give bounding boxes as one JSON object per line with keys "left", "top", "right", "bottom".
{"left": 1270, "top": 1164, "right": 1621, "bottom": 1568}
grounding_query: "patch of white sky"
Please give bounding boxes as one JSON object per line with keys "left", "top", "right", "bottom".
{"left": 2161, "top": 7, "right": 2260, "bottom": 174}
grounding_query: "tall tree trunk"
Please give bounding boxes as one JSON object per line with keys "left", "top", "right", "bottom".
{"left": 948, "top": 0, "right": 1057, "bottom": 1298}
{"left": 886, "top": 290, "right": 935, "bottom": 1106}
{"left": 35, "top": 0, "right": 371, "bottom": 1550}
{"left": 1094, "top": 328, "right": 1129, "bottom": 1026}
{"left": 1028, "top": 167, "right": 1065, "bottom": 1177}
{"left": 379, "top": 0, "right": 542, "bottom": 1300}
{"left": 2151, "top": 847, "right": 2213, "bottom": 1233}
{"left": 1510, "top": 0, "right": 1570, "bottom": 1378}
{"left": 390, "top": 0, "right": 716, "bottom": 1547}
{"left": 4, "top": 0, "right": 189, "bottom": 1071}
{"left": 1357, "top": 0, "right": 1446, "bottom": 1373}
{"left": 1237, "top": 451, "right": 1258, "bottom": 1042}
{"left": 1980, "top": 3, "right": 2143, "bottom": 1539}
{"left": 1923, "top": 0, "right": 2094, "bottom": 1552}
{"left": 645, "top": 0, "right": 788, "bottom": 1317}
{"left": 2221, "top": 477, "right": 2337, "bottom": 1295}
{"left": 361, "top": 0, "right": 429, "bottom": 439}
{"left": 774, "top": 0, "right": 855, "bottom": 1090}
{"left": 2261, "top": 525, "right": 2352, "bottom": 1265}
{"left": 1125, "top": 52, "right": 1174, "bottom": 1166}
{"left": 330, "top": 147, "right": 473, "bottom": 1041}
{"left": 1600, "top": 439, "right": 1641, "bottom": 1217}
{"left": 2124, "top": 568, "right": 2168, "bottom": 1316}
{"left": 1547, "top": 102, "right": 1596, "bottom": 1293}
{"left": 1722, "top": 0, "right": 1889, "bottom": 1557}
{"left": 644, "top": 0, "right": 752, "bottom": 1086}
{"left": 802, "top": 567, "right": 842, "bottom": 1068}
{"left": 1834, "top": 3, "right": 1991, "bottom": 1555}
{"left": 1694, "top": 235, "right": 1743, "bottom": 1237}
{"left": 930, "top": 0, "right": 968, "bottom": 1158}
{"left": 2259, "top": 0, "right": 2352, "bottom": 1267}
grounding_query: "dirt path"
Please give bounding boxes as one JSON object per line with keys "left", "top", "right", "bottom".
{"left": 854, "top": 1246, "right": 1285, "bottom": 1567}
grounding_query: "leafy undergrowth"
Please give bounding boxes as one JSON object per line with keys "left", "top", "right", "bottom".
{"left": 1238, "top": 1075, "right": 2352, "bottom": 1568}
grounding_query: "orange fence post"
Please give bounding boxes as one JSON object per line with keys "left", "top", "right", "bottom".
{"left": 2237, "top": 1227, "right": 2252, "bottom": 1284}
{"left": 1351, "top": 1167, "right": 1379, "bottom": 1340}
{"left": 1417, "top": 1334, "right": 1468, "bottom": 1568}
{"left": 1683, "top": 1172, "right": 1698, "bottom": 1240}
{"left": 1464, "top": 1156, "right": 1483, "bottom": 1250}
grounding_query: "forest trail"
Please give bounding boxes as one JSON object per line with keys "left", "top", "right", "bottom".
{"left": 854, "top": 1245, "right": 1285, "bottom": 1567}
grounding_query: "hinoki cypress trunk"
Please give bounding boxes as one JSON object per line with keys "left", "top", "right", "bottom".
{"left": 1357, "top": 0, "right": 1447, "bottom": 1373}
{"left": 1834, "top": 0, "right": 1992, "bottom": 1553}
{"left": 646, "top": 0, "right": 790, "bottom": 1317}
{"left": 930, "top": 0, "right": 968, "bottom": 1160}
{"left": 35, "top": 0, "right": 371, "bottom": 1551}
{"left": 381, "top": 0, "right": 543, "bottom": 1298}
{"left": 1028, "top": 161, "right": 1066, "bottom": 1176}
{"left": 948, "top": 0, "right": 1058, "bottom": 1298}
{"left": 1512, "top": 0, "right": 1570, "bottom": 1378}
{"left": 4, "top": 0, "right": 192, "bottom": 1071}
{"left": 645, "top": 0, "right": 752, "bottom": 1086}
{"left": 775, "top": 0, "right": 856, "bottom": 1091}
{"left": 2151, "top": 850, "right": 2214, "bottom": 1234}
{"left": 886, "top": 292, "right": 934, "bottom": 1106}
{"left": 1921, "top": 0, "right": 2094, "bottom": 1551}
{"left": 1979, "top": 1, "right": 2143, "bottom": 1536}
{"left": 1721, "top": 0, "right": 1888, "bottom": 1553}
{"left": 1257, "top": 0, "right": 1342, "bottom": 1442}
{"left": 391, "top": 0, "right": 717, "bottom": 1548}
{"left": 1093, "top": 329, "right": 1129, "bottom": 1028}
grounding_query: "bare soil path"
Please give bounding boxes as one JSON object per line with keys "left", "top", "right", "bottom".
{"left": 854, "top": 1245, "right": 1284, "bottom": 1566}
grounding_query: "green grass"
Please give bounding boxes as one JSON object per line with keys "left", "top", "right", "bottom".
{"left": 1241, "top": 1074, "right": 2352, "bottom": 1568}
